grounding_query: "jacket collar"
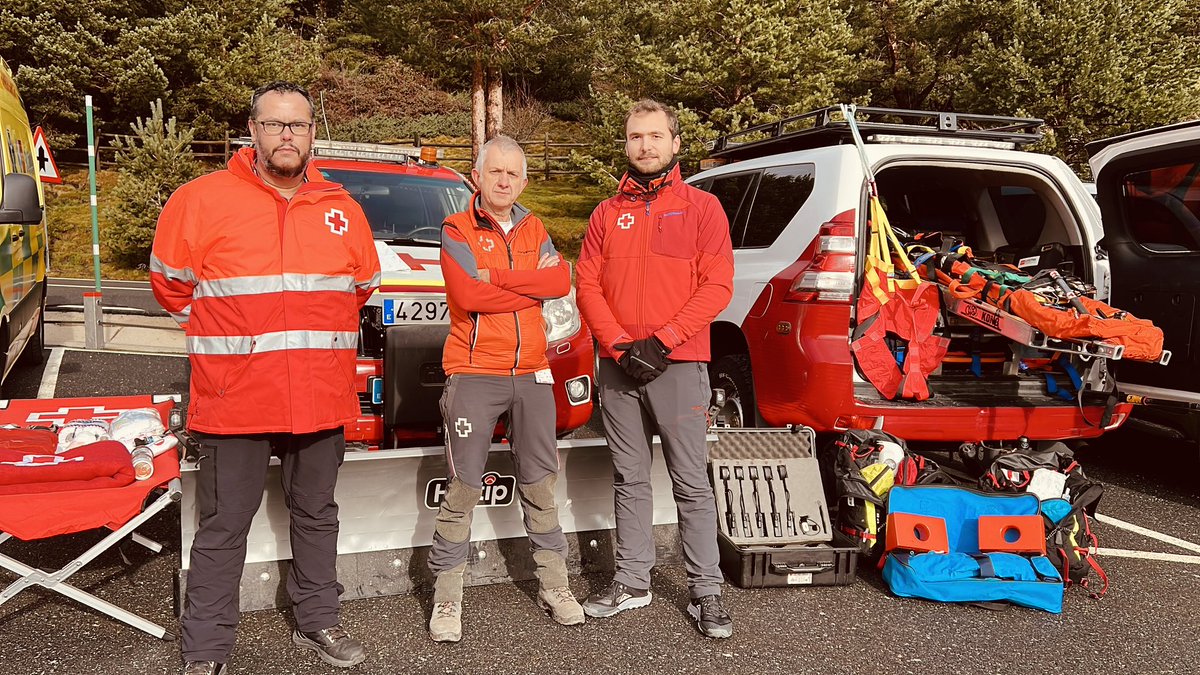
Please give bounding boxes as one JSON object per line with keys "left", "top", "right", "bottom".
{"left": 617, "top": 163, "right": 682, "bottom": 201}
{"left": 227, "top": 147, "right": 334, "bottom": 194}
{"left": 471, "top": 193, "right": 530, "bottom": 232}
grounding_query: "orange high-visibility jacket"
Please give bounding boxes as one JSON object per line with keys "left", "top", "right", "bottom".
{"left": 150, "top": 148, "right": 381, "bottom": 434}
{"left": 576, "top": 164, "right": 735, "bottom": 362}
{"left": 440, "top": 197, "right": 570, "bottom": 376}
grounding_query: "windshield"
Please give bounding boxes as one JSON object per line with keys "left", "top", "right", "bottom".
{"left": 320, "top": 168, "right": 472, "bottom": 242}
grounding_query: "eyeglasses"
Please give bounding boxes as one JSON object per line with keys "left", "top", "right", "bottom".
{"left": 254, "top": 120, "right": 314, "bottom": 135}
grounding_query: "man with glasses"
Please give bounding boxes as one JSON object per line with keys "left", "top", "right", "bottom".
{"left": 151, "top": 81, "right": 380, "bottom": 675}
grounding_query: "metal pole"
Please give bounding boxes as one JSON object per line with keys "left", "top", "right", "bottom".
{"left": 84, "top": 95, "right": 104, "bottom": 349}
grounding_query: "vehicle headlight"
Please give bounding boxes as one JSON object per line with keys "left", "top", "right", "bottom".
{"left": 543, "top": 288, "right": 582, "bottom": 343}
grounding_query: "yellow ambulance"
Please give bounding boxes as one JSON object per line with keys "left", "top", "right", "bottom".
{"left": 0, "top": 57, "right": 48, "bottom": 391}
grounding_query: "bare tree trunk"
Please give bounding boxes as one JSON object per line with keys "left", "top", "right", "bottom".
{"left": 485, "top": 66, "right": 503, "bottom": 140}
{"left": 471, "top": 57, "right": 486, "bottom": 162}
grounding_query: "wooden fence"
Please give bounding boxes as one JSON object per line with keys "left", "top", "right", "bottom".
{"left": 57, "top": 132, "right": 595, "bottom": 179}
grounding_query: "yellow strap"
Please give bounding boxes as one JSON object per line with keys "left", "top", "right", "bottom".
{"left": 870, "top": 198, "right": 921, "bottom": 290}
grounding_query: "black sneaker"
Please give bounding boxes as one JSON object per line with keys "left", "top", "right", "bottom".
{"left": 292, "top": 624, "right": 367, "bottom": 668}
{"left": 183, "top": 662, "right": 226, "bottom": 675}
{"left": 581, "top": 580, "right": 652, "bottom": 618}
{"left": 688, "top": 594, "right": 733, "bottom": 638}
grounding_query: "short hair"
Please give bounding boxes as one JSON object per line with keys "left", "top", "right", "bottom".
{"left": 625, "top": 99, "right": 680, "bottom": 138}
{"left": 250, "top": 81, "right": 315, "bottom": 120}
{"left": 475, "top": 135, "right": 528, "bottom": 179}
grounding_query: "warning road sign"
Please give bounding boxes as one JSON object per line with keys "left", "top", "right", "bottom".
{"left": 32, "top": 127, "right": 62, "bottom": 184}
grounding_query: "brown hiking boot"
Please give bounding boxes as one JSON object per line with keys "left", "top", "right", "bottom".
{"left": 537, "top": 585, "right": 585, "bottom": 625}
{"left": 429, "top": 600, "right": 463, "bottom": 642}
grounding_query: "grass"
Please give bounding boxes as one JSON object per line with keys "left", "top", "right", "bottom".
{"left": 518, "top": 180, "right": 610, "bottom": 262}
{"left": 44, "top": 167, "right": 148, "bottom": 281}
{"left": 42, "top": 167, "right": 611, "bottom": 279}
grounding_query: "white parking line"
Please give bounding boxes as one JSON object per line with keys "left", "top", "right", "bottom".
{"left": 1096, "top": 548, "right": 1200, "bottom": 565}
{"left": 1095, "top": 512, "right": 1200, "bottom": 555}
{"left": 37, "top": 348, "right": 64, "bottom": 398}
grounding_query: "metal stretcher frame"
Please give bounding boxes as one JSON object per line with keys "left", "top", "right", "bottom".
{"left": 0, "top": 477, "right": 183, "bottom": 641}
{"left": 942, "top": 292, "right": 1172, "bottom": 365}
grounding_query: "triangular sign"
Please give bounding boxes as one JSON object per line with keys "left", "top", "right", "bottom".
{"left": 32, "top": 126, "right": 62, "bottom": 184}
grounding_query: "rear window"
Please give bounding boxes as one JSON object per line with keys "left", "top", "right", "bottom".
{"left": 741, "top": 164, "right": 814, "bottom": 248}
{"left": 319, "top": 168, "right": 471, "bottom": 242}
{"left": 704, "top": 172, "right": 757, "bottom": 245}
{"left": 1119, "top": 161, "right": 1200, "bottom": 253}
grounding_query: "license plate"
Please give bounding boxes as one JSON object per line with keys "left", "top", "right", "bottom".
{"left": 383, "top": 296, "right": 449, "bottom": 325}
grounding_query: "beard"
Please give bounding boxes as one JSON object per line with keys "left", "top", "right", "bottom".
{"left": 631, "top": 154, "right": 673, "bottom": 175}
{"left": 260, "top": 144, "right": 309, "bottom": 179}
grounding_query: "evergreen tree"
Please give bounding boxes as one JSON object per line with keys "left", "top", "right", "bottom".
{"left": 103, "top": 100, "right": 202, "bottom": 268}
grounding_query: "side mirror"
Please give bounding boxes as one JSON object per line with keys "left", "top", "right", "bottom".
{"left": 0, "top": 173, "right": 43, "bottom": 225}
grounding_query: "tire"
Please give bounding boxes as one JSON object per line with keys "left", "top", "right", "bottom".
{"left": 18, "top": 304, "right": 45, "bottom": 367}
{"left": 708, "top": 354, "right": 758, "bottom": 428}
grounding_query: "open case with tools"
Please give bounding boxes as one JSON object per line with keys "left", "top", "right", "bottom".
{"left": 709, "top": 427, "right": 858, "bottom": 588}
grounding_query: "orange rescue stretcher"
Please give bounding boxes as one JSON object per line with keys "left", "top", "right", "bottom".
{"left": 913, "top": 245, "right": 1170, "bottom": 366}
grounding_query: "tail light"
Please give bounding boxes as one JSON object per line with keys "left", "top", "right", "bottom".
{"left": 785, "top": 213, "right": 857, "bottom": 303}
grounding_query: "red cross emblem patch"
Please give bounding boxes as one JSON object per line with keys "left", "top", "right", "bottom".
{"left": 325, "top": 208, "right": 349, "bottom": 236}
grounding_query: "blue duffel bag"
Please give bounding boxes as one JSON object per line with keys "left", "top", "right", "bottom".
{"left": 880, "top": 485, "right": 1064, "bottom": 613}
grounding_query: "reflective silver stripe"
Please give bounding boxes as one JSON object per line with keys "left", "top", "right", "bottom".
{"left": 195, "top": 274, "right": 356, "bottom": 299}
{"left": 187, "top": 330, "right": 359, "bottom": 355}
{"left": 357, "top": 272, "right": 382, "bottom": 290}
{"left": 149, "top": 254, "right": 196, "bottom": 284}
{"left": 170, "top": 306, "right": 191, "bottom": 325}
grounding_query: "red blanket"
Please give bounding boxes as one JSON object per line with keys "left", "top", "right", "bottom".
{"left": 0, "top": 440, "right": 135, "bottom": 495}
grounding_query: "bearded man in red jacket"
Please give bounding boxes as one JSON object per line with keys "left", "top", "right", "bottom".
{"left": 575, "top": 99, "right": 735, "bottom": 638}
{"left": 151, "top": 81, "right": 379, "bottom": 675}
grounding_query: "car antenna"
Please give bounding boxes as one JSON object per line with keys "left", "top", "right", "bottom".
{"left": 319, "top": 90, "right": 332, "bottom": 140}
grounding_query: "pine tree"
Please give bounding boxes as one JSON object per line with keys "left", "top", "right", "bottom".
{"left": 103, "top": 100, "right": 202, "bottom": 268}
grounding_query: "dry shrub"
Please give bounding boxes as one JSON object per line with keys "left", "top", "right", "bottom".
{"left": 312, "top": 57, "right": 467, "bottom": 122}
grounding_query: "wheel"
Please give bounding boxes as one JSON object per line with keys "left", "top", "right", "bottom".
{"left": 707, "top": 354, "right": 758, "bottom": 428}
{"left": 18, "top": 305, "right": 45, "bottom": 366}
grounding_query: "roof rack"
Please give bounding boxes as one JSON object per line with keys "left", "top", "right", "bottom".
{"left": 707, "top": 105, "right": 1043, "bottom": 161}
{"left": 230, "top": 138, "right": 444, "bottom": 164}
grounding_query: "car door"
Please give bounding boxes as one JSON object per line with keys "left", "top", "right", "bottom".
{"left": 1088, "top": 120, "right": 1200, "bottom": 402}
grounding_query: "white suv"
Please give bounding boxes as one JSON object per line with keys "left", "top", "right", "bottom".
{"left": 688, "top": 106, "right": 1132, "bottom": 445}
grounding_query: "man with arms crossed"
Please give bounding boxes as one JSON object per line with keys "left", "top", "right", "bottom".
{"left": 152, "top": 81, "right": 379, "bottom": 674}
{"left": 576, "top": 99, "right": 735, "bottom": 638}
{"left": 428, "top": 135, "right": 584, "bottom": 642}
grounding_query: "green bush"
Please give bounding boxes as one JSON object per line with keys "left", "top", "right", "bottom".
{"left": 102, "top": 100, "right": 202, "bottom": 268}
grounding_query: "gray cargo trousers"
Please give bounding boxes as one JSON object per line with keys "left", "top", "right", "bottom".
{"left": 427, "top": 373, "right": 569, "bottom": 580}
{"left": 598, "top": 358, "right": 723, "bottom": 598}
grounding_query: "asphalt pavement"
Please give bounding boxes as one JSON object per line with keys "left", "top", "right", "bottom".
{"left": 1, "top": 314, "right": 1198, "bottom": 674}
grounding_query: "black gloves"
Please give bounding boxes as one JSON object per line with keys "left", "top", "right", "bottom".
{"left": 614, "top": 337, "right": 672, "bottom": 384}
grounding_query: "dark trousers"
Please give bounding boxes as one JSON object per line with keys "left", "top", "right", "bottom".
{"left": 181, "top": 428, "right": 346, "bottom": 663}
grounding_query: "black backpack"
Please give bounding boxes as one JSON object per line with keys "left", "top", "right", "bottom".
{"left": 1042, "top": 483, "right": 1108, "bottom": 597}
{"left": 822, "top": 429, "right": 951, "bottom": 558}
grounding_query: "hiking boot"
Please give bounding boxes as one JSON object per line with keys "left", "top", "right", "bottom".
{"left": 429, "top": 601, "right": 463, "bottom": 642}
{"left": 292, "top": 624, "right": 367, "bottom": 668}
{"left": 183, "top": 662, "right": 225, "bottom": 675}
{"left": 537, "top": 586, "right": 585, "bottom": 625}
{"left": 688, "top": 594, "right": 733, "bottom": 639}
{"left": 581, "top": 580, "right": 652, "bottom": 618}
